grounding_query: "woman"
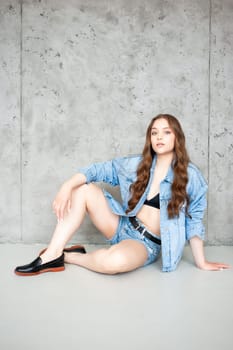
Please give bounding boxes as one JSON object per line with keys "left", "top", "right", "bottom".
{"left": 15, "top": 114, "right": 230, "bottom": 276}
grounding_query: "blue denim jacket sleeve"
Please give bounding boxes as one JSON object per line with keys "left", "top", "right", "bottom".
{"left": 78, "top": 160, "right": 120, "bottom": 186}
{"left": 185, "top": 164, "right": 208, "bottom": 241}
{"left": 77, "top": 156, "right": 141, "bottom": 215}
{"left": 78, "top": 155, "right": 140, "bottom": 186}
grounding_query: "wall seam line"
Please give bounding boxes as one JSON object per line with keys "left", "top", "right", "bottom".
{"left": 20, "top": 0, "right": 23, "bottom": 242}
{"left": 207, "top": 0, "right": 212, "bottom": 241}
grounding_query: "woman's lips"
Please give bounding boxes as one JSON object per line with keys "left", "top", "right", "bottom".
{"left": 156, "top": 143, "right": 165, "bottom": 147}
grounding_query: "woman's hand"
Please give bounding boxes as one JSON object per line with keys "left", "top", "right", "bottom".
{"left": 52, "top": 173, "right": 86, "bottom": 222}
{"left": 189, "top": 236, "right": 231, "bottom": 271}
{"left": 198, "top": 261, "right": 231, "bottom": 271}
{"left": 52, "top": 182, "right": 73, "bottom": 222}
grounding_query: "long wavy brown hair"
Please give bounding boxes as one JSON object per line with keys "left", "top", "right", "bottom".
{"left": 127, "top": 114, "right": 190, "bottom": 218}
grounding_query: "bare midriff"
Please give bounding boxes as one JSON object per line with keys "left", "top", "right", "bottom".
{"left": 136, "top": 205, "right": 160, "bottom": 237}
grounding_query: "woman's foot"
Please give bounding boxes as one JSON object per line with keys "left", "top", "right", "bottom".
{"left": 39, "top": 244, "right": 86, "bottom": 257}
{"left": 14, "top": 253, "right": 65, "bottom": 276}
{"left": 14, "top": 245, "right": 86, "bottom": 276}
{"left": 64, "top": 245, "right": 86, "bottom": 254}
{"left": 63, "top": 245, "right": 87, "bottom": 264}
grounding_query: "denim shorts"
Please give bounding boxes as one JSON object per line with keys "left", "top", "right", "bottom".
{"left": 107, "top": 216, "right": 161, "bottom": 266}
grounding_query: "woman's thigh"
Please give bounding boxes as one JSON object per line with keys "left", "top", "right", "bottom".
{"left": 82, "top": 183, "right": 120, "bottom": 240}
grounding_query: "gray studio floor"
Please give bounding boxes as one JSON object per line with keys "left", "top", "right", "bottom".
{"left": 1, "top": 244, "right": 233, "bottom": 350}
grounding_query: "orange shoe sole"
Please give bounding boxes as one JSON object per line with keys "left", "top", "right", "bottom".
{"left": 14, "top": 266, "right": 65, "bottom": 276}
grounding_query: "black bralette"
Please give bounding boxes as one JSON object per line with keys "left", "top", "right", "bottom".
{"left": 144, "top": 193, "right": 160, "bottom": 209}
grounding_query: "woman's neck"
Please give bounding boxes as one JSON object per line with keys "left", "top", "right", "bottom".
{"left": 156, "top": 152, "right": 174, "bottom": 168}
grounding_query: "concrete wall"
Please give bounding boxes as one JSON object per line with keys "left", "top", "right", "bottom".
{"left": 0, "top": 0, "right": 232, "bottom": 244}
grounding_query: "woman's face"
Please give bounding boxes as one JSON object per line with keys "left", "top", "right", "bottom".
{"left": 150, "top": 118, "right": 175, "bottom": 156}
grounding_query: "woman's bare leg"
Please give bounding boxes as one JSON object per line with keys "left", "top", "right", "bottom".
{"left": 41, "top": 183, "right": 119, "bottom": 263}
{"left": 64, "top": 239, "right": 148, "bottom": 274}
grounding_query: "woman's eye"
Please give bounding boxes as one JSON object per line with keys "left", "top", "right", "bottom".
{"left": 165, "top": 131, "right": 171, "bottom": 134}
{"left": 151, "top": 132, "right": 157, "bottom": 136}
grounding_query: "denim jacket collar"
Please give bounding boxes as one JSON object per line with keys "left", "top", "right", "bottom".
{"left": 164, "top": 164, "right": 174, "bottom": 184}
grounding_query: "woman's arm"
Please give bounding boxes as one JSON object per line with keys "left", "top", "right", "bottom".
{"left": 53, "top": 173, "right": 87, "bottom": 221}
{"left": 189, "top": 236, "right": 231, "bottom": 271}
{"left": 52, "top": 157, "right": 121, "bottom": 221}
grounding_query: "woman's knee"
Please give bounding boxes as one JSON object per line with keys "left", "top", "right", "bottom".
{"left": 101, "top": 250, "right": 131, "bottom": 275}
{"left": 72, "top": 183, "right": 99, "bottom": 202}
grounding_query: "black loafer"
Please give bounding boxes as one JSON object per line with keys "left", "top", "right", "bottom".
{"left": 14, "top": 253, "right": 65, "bottom": 276}
{"left": 39, "top": 244, "right": 86, "bottom": 256}
{"left": 64, "top": 245, "right": 86, "bottom": 254}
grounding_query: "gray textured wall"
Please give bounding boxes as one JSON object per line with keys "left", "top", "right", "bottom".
{"left": 0, "top": 0, "right": 232, "bottom": 245}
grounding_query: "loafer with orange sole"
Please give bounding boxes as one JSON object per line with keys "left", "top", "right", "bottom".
{"left": 14, "top": 253, "right": 65, "bottom": 276}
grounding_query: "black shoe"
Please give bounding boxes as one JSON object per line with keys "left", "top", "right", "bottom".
{"left": 14, "top": 253, "right": 65, "bottom": 276}
{"left": 64, "top": 245, "right": 86, "bottom": 254}
{"left": 39, "top": 244, "right": 86, "bottom": 256}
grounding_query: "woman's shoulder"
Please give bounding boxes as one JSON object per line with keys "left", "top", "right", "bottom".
{"left": 113, "top": 154, "right": 142, "bottom": 167}
{"left": 111, "top": 154, "right": 142, "bottom": 178}
{"left": 187, "top": 162, "right": 204, "bottom": 176}
{"left": 187, "top": 162, "right": 208, "bottom": 189}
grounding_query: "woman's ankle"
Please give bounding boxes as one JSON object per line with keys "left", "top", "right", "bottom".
{"left": 40, "top": 248, "right": 63, "bottom": 263}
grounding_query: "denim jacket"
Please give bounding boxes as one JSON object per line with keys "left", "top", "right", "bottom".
{"left": 79, "top": 155, "right": 208, "bottom": 272}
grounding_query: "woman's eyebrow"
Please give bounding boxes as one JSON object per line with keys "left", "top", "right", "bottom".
{"left": 151, "top": 127, "right": 171, "bottom": 130}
